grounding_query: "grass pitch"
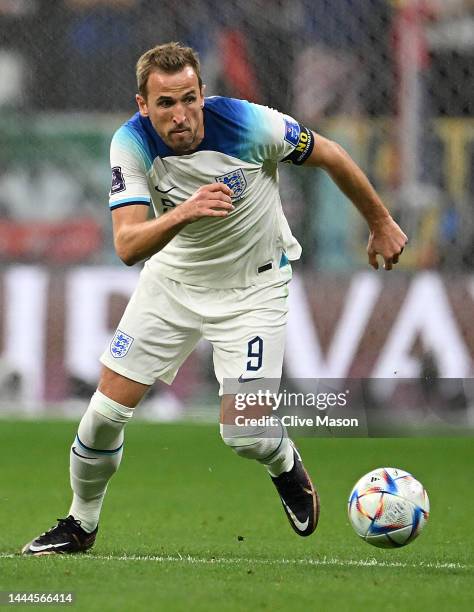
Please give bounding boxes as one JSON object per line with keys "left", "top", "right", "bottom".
{"left": 0, "top": 420, "right": 473, "bottom": 611}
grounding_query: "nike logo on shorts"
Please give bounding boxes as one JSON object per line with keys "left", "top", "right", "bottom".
{"left": 238, "top": 375, "right": 264, "bottom": 383}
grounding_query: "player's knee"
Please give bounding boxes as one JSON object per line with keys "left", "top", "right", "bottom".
{"left": 98, "top": 366, "right": 149, "bottom": 409}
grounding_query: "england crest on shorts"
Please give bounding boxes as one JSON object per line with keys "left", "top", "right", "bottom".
{"left": 110, "top": 329, "right": 134, "bottom": 358}
{"left": 215, "top": 168, "right": 247, "bottom": 200}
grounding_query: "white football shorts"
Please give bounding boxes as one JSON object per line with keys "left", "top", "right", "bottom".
{"left": 100, "top": 266, "right": 290, "bottom": 393}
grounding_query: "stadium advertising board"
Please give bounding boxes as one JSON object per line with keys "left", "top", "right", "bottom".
{"left": 0, "top": 267, "right": 473, "bottom": 415}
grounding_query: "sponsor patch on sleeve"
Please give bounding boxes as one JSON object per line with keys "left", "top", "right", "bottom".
{"left": 282, "top": 123, "right": 315, "bottom": 165}
{"left": 110, "top": 166, "right": 126, "bottom": 194}
{"left": 284, "top": 118, "right": 301, "bottom": 147}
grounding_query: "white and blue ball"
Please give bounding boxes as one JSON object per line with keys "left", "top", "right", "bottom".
{"left": 348, "top": 467, "right": 429, "bottom": 548}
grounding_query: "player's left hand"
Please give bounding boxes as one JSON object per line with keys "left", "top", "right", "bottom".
{"left": 367, "top": 216, "right": 408, "bottom": 271}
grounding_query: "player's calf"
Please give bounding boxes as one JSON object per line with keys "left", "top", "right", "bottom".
{"left": 220, "top": 410, "right": 320, "bottom": 536}
{"left": 220, "top": 416, "right": 294, "bottom": 475}
{"left": 221, "top": 421, "right": 320, "bottom": 536}
{"left": 22, "top": 389, "right": 135, "bottom": 555}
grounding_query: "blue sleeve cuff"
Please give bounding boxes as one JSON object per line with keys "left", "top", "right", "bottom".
{"left": 109, "top": 197, "right": 151, "bottom": 211}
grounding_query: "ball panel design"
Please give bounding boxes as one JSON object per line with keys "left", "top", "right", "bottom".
{"left": 358, "top": 492, "right": 384, "bottom": 521}
{"left": 348, "top": 467, "right": 429, "bottom": 549}
{"left": 395, "top": 475, "right": 425, "bottom": 505}
{"left": 364, "top": 533, "right": 394, "bottom": 548}
{"left": 366, "top": 525, "right": 413, "bottom": 548}
{"left": 385, "top": 524, "right": 414, "bottom": 546}
{"left": 385, "top": 467, "right": 412, "bottom": 480}
{"left": 371, "top": 492, "right": 413, "bottom": 530}
{"left": 348, "top": 495, "right": 372, "bottom": 537}
{"left": 406, "top": 504, "right": 429, "bottom": 543}
{"left": 352, "top": 468, "right": 387, "bottom": 495}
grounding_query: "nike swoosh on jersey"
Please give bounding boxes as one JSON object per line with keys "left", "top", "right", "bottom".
{"left": 281, "top": 498, "right": 310, "bottom": 532}
{"left": 29, "top": 542, "right": 72, "bottom": 552}
{"left": 72, "top": 447, "right": 98, "bottom": 460}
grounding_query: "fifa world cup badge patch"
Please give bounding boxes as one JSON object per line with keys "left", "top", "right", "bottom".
{"left": 110, "top": 166, "right": 126, "bottom": 194}
{"left": 110, "top": 329, "right": 134, "bottom": 358}
{"left": 215, "top": 169, "right": 247, "bottom": 200}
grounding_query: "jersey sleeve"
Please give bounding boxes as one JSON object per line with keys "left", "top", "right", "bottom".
{"left": 108, "top": 125, "right": 152, "bottom": 211}
{"left": 242, "top": 102, "right": 315, "bottom": 166}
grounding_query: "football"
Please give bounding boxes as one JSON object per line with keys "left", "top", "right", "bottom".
{"left": 348, "top": 467, "right": 430, "bottom": 548}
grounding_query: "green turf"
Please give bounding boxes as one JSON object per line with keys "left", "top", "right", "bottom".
{"left": 0, "top": 421, "right": 472, "bottom": 611}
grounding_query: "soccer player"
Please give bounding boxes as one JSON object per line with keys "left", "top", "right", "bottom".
{"left": 22, "top": 42, "right": 407, "bottom": 555}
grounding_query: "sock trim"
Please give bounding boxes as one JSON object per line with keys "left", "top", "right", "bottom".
{"left": 93, "top": 389, "right": 134, "bottom": 422}
{"left": 261, "top": 420, "right": 286, "bottom": 463}
{"left": 261, "top": 435, "right": 284, "bottom": 463}
{"left": 76, "top": 434, "right": 123, "bottom": 455}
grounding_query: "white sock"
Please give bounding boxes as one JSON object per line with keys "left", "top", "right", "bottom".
{"left": 220, "top": 419, "right": 294, "bottom": 477}
{"left": 264, "top": 436, "right": 295, "bottom": 477}
{"left": 68, "top": 390, "right": 133, "bottom": 533}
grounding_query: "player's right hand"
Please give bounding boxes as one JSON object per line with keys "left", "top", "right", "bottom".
{"left": 179, "top": 183, "right": 234, "bottom": 223}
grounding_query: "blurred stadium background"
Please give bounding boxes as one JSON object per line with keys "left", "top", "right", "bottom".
{"left": 0, "top": 0, "right": 473, "bottom": 424}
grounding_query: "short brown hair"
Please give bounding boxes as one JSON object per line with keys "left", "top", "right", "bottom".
{"left": 136, "top": 42, "right": 202, "bottom": 98}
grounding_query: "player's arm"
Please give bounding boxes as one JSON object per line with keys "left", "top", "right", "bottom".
{"left": 304, "top": 133, "right": 407, "bottom": 270}
{"left": 112, "top": 183, "right": 234, "bottom": 266}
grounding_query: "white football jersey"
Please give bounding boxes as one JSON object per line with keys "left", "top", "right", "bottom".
{"left": 109, "top": 96, "right": 314, "bottom": 288}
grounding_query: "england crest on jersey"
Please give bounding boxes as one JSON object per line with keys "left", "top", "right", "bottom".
{"left": 216, "top": 169, "right": 247, "bottom": 200}
{"left": 110, "top": 329, "right": 134, "bottom": 358}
